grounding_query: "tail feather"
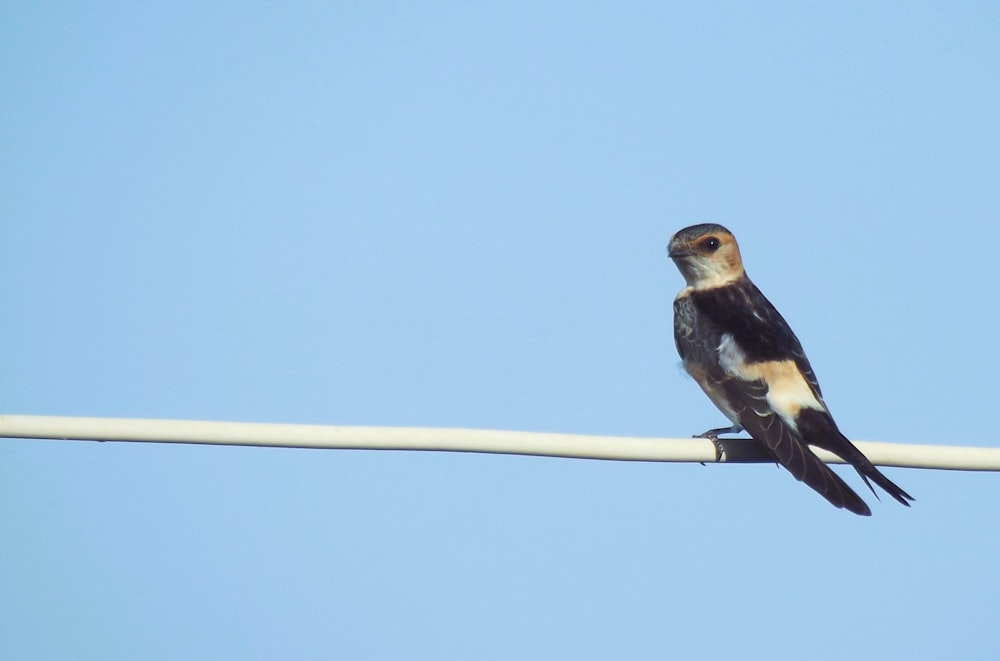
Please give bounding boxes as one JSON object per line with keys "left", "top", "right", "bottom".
{"left": 718, "top": 382, "right": 913, "bottom": 515}
{"left": 796, "top": 408, "right": 914, "bottom": 508}
{"left": 855, "top": 462, "right": 914, "bottom": 507}
{"left": 740, "top": 411, "right": 874, "bottom": 515}
{"left": 806, "top": 460, "right": 872, "bottom": 516}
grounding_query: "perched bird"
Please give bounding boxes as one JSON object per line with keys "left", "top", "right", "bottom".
{"left": 667, "top": 223, "right": 913, "bottom": 515}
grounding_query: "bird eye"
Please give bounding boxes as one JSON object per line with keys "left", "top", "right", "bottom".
{"left": 701, "top": 237, "right": 721, "bottom": 252}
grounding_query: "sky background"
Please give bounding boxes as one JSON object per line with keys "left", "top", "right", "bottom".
{"left": 2, "top": 2, "right": 999, "bottom": 659}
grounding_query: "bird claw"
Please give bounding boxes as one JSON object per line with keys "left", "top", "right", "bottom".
{"left": 694, "top": 433, "right": 725, "bottom": 464}
{"left": 710, "top": 437, "right": 725, "bottom": 462}
{"left": 692, "top": 434, "right": 726, "bottom": 466}
{"left": 694, "top": 425, "right": 741, "bottom": 463}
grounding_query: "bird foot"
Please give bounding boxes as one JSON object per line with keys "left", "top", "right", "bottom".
{"left": 699, "top": 436, "right": 725, "bottom": 464}
{"left": 693, "top": 425, "right": 742, "bottom": 463}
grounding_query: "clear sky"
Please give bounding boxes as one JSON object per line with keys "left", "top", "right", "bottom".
{"left": 2, "top": 2, "right": 998, "bottom": 659}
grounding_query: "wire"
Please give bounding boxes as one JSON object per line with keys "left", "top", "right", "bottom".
{"left": 1, "top": 414, "right": 998, "bottom": 471}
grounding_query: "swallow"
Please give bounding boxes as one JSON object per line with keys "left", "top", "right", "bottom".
{"left": 667, "top": 223, "right": 913, "bottom": 515}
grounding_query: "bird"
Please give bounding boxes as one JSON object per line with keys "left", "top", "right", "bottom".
{"left": 667, "top": 223, "right": 913, "bottom": 515}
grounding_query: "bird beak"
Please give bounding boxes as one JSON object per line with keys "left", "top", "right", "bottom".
{"left": 667, "top": 246, "right": 692, "bottom": 258}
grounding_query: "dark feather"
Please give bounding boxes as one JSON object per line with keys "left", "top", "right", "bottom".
{"left": 796, "top": 409, "right": 914, "bottom": 507}
{"left": 674, "top": 277, "right": 912, "bottom": 514}
{"left": 719, "top": 379, "right": 873, "bottom": 515}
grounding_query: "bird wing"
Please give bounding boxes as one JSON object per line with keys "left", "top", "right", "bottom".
{"left": 717, "top": 377, "right": 872, "bottom": 515}
{"left": 674, "top": 284, "right": 872, "bottom": 515}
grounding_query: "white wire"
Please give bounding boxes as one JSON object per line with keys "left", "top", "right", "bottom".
{"left": 1, "top": 414, "right": 998, "bottom": 471}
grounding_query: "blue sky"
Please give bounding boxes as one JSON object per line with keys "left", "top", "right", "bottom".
{"left": 2, "top": 2, "right": 998, "bottom": 659}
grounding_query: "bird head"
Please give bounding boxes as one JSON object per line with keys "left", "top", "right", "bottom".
{"left": 667, "top": 223, "right": 746, "bottom": 289}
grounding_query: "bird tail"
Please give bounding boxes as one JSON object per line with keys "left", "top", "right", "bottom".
{"left": 783, "top": 408, "right": 915, "bottom": 513}
{"left": 739, "top": 412, "right": 875, "bottom": 515}
{"left": 852, "top": 459, "right": 915, "bottom": 507}
{"left": 784, "top": 440, "right": 875, "bottom": 516}
{"left": 803, "top": 457, "right": 874, "bottom": 516}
